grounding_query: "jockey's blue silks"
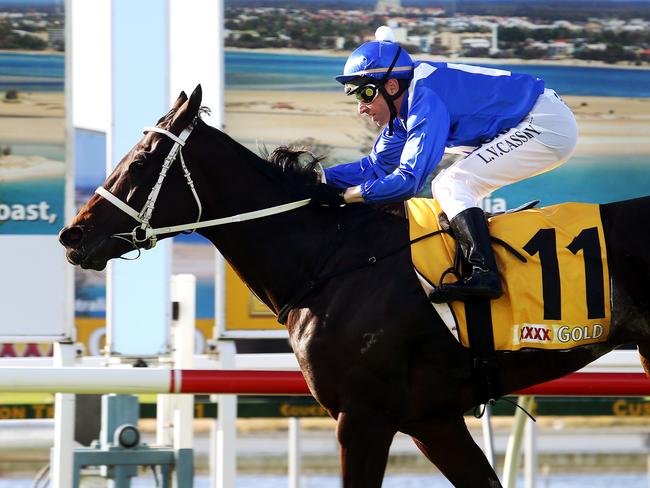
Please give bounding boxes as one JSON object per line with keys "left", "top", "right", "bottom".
{"left": 326, "top": 61, "right": 546, "bottom": 204}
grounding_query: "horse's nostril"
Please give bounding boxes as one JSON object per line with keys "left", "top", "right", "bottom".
{"left": 59, "top": 225, "right": 84, "bottom": 249}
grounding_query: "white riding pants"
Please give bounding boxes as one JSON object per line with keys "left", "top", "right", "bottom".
{"left": 432, "top": 89, "right": 578, "bottom": 220}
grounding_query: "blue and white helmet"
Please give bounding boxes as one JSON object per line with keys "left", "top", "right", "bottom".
{"left": 336, "top": 26, "right": 414, "bottom": 85}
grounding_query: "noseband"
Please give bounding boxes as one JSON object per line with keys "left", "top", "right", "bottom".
{"left": 95, "top": 120, "right": 311, "bottom": 258}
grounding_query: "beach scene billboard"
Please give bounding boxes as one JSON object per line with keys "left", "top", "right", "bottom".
{"left": 0, "top": 46, "right": 71, "bottom": 341}
{"left": 3, "top": 0, "right": 650, "bottom": 350}
{"left": 212, "top": 2, "right": 650, "bottom": 337}
{"left": 79, "top": 1, "right": 650, "bottom": 343}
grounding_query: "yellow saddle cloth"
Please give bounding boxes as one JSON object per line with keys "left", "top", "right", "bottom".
{"left": 407, "top": 198, "right": 611, "bottom": 351}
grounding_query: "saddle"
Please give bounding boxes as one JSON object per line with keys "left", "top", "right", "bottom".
{"left": 408, "top": 197, "right": 611, "bottom": 350}
{"left": 406, "top": 198, "right": 612, "bottom": 404}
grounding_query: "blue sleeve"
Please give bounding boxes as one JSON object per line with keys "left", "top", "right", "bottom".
{"left": 361, "top": 88, "right": 450, "bottom": 203}
{"left": 323, "top": 155, "right": 376, "bottom": 189}
{"left": 323, "top": 125, "right": 407, "bottom": 189}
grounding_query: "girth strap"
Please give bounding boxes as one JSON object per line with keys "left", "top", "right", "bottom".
{"left": 464, "top": 297, "right": 501, "bottom": 408}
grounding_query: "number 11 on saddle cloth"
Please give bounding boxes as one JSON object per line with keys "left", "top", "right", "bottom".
{"left": 406, "top": 198, "right": 611, "bottom": 352}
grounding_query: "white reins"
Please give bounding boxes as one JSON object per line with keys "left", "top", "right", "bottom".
{"left": 95, "top": 122, "right": 311, "bottom": 254}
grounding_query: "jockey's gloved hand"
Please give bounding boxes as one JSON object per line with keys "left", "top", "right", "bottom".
{"left": 310, "top": 183, "right": 345, "bottom": 207}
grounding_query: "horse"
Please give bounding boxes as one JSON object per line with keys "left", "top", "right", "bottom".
{"left": 59, "top": 85, "right": 650, "bottom": 487}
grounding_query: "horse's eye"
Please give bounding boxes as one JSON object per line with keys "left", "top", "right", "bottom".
{"left": 128, "top": 160, "right": 145, "bottom": 173}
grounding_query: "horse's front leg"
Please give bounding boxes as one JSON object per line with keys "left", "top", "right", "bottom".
{"left": 336, "top": 409, "right": 397, "bottom": 487}
{"left": 401, "top": 415, "right": 502, "bottom": 487}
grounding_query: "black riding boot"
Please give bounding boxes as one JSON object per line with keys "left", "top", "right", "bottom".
{"left": 429, "top": 207, "right": 502, "bottom": 303}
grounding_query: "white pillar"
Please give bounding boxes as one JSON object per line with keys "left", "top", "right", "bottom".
{"left": 157, "top": 393, "right": 173, "bottom": 446}
{"left": 289, "top": 417, "right": 302, "bottom": 488}
{"left": 524, "top": 414, "right": 537, "bottom": 488}
{"left": 213, "top": 340, "right": 237, "bottom": 488}
{"left": 171, "top": 275, "right": 196, "bottom": 451}
{"left": 50, "top": 342, "right": 76, "bottom": 488}
{"left": 481, "top": 403, "right": 496, "bottom": 468}
{"left": 169, "top": 0, "right": 223, "bottom": 127}
{"left": 503, "top": 396, "right": 533, "bottom": 488}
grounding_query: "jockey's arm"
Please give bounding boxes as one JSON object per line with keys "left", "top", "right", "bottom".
{"left": 323, "top": 126, "right": 407, "bottom": 192}
{"left": 358, "top": 89, "right": 450, "bottom": 204}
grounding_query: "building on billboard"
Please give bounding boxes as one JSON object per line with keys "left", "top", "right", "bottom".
{"left": 48, "top": 28, "right": 65, "bottom": 50}
{"left": 548, "top": 41, "right": 575, "bottom": 58}
{"left": 375, "top": 0, "right": 401, "bottom": 15}
{"left": 408, "top": 35, "right": 434, "bottom": 52}
{"left": 461, "top": 37, "right": 491, "bottom": 56}
{"left": 490, "top": 24, "right": 499, "bottom": 55}
{"left": 434, "top": 31, "right": 494, "bottom": 55}
{"left": 321, "top": 35, "right": 345, "bottom": 50}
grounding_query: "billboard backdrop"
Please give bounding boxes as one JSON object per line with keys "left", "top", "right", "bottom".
{"left": 3, "top": 3, "right": 650, "bottom": 350}
{"left": 0, "top": 49, "right": 71, "bottom": 341}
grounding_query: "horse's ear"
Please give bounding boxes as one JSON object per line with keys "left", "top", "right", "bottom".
{"left": 172, "top": 91, "right": 188, "bottom": 110}
{"left": 186, "top": 84, "right": 202, "bottom": 117}
{"left": 171, "top": 85, "right": 202, "bottom": 128}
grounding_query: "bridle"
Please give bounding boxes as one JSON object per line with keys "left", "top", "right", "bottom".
{"left": 95, "top": 119, "right": 311, "bottom": 258}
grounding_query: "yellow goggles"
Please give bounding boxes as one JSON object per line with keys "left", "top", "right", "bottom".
{"left": 352, "top": 84, "right": 380, "bottom": 104}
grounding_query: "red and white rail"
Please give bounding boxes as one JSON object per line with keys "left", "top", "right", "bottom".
{"left": 0, "top": 368, "right": 648, "bottom": 396}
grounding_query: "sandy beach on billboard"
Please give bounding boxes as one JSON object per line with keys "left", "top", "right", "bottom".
{"left": 0, "top": 91, "right": 64, "bottom": 144}
{"left": 0, "top": 156, "right": 65, "bottom": 183}
{"left": 0, "top": 92, "right": 64, "bottom": 181}
{"left": 0, "top": 90, "right": 647, "bottom": 159}
{"left": 224, "top": 90, "right": 650, "bottom": 159}
{"left": 0, "top": 155, "right": 65, "bottom": 182}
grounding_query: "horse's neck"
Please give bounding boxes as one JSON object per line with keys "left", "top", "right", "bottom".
{"left": 193, "top": 132, "right": 328, "bottom": 314}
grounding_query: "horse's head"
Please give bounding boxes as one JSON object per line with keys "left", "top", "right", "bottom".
{"left": 59, "top": 85, "right": 205, "bottom": 270}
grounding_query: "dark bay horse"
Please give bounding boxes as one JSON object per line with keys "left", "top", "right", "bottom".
{"left": 59, "top": 85, "right": 650, "bottom": 487}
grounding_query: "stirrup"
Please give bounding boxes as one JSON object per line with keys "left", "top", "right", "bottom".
{"left": 429, "top": 272, "right": 502, "bottom": 303}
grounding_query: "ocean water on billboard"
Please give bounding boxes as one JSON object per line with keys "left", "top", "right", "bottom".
{"left": 491, "top": 154, "right": 650, "bottom": 208}
{"left": 225, "top": 51, "right": 650, "bottom": 97}
{"left": 0, "top": 51, "right": 64, "bottom": 92}
{"left": 0, "top": 177, "right": 64, "bottom": 235}
{"left": 4, "top": 50, "right": 650, "bottom": 96}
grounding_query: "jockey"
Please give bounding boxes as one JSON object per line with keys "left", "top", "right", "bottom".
{"left": 311, "top": 25, "right": 578, "bottom": 303}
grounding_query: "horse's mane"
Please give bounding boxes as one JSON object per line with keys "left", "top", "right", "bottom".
{"left": 261, "top": 145, "right": 324, "bottom": 191}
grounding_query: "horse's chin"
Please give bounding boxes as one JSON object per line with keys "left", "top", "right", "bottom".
{"left": 65, "top": 238, "right": 129, "bottom": 271}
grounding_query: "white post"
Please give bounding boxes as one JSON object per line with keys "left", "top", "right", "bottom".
{"left": 524, "top": 413, "right": 537, "bottom": 488}
{"left": 481, "top": 403, "right": 496, "bottom": 468}
{"left": 503, "top": 396, "right": 533, "bottom": 488}
{"left": 171, "top": 275, "right": 196, "bottom": 451}
{"left": 157, "top": 393, "right": 173, "bottom": 445}
{"left": 51, "top": 342, "right": 76, "bottom": 488}
{"left": 158, "top": 275, "right": 196, "bottom": 452}
{"left": 289, "top": 417, "right": 302, "bottom": 488}
{"left": 213, "top": 340, "right": 237, "bottom": 488}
